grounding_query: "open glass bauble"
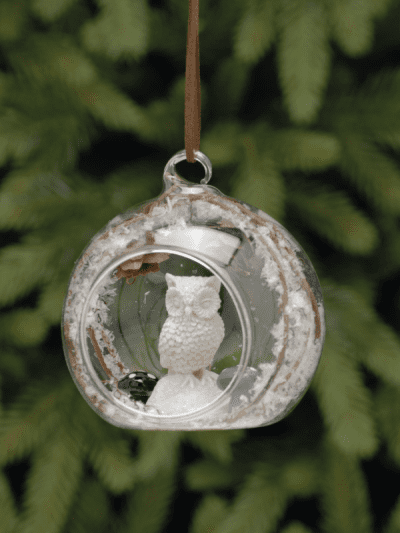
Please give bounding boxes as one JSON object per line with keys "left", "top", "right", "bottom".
{"left": 62, "top": 150, "right": 325, "bottom": 430}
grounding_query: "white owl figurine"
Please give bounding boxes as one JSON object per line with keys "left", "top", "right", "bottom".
{"left": 158, "top": 274, "right": 225, "bottom": 379}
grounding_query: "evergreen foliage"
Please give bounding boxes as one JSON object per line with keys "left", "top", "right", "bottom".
{"left": 0, "top": 0, "right": 400, "bottom": 532}
{"left": 277, "top": 0, "right": 331, "bottom": 125}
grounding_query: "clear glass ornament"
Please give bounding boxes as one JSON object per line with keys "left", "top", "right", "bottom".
{"left": 62, "top": 150, "right": 325, "bottom": 430}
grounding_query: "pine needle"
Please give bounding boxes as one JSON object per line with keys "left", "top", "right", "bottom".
{"left": 328, "top": 0, "right": 383, "bottom": 57}
{"left": 31, "top": 0, "right": 78, "bottom": 22}
{"left": 233, "top": 0, "right": 275, "bottom": 64}
{"left": 277, "top": 0, "right": 330, "bottom": 124}
{"left": 337, "top": 129, "right": 400, "bottom": 216}
{"left": 319, "top": 439, "right": 374, "bottom": 533}
{"left": 321, "top": 280, "right": 400, "bottom": 387}
{"left": 280, "top": 522, "right": 314, "bottom": 533}
{"left": 62, "top": 479, "right": 110, "bottom": 533}
{"left": 383, "top": 494, "right": 400, "bottom": 533}
{"left": 201, "top": 121, "right": 243, "bottom": 167}
{"left": 81, "top": 0, "right": 149, "bottom": 60}
{"left": 87, "top": 438, "right": 138, "bottom": 494}
{"left": 134, "top": 431, "right": 182, "bottom": 480}
{"left": 80, "top": 79, "right": 151, "bottom": 137}
{"left": 184, "top": 429, "right": 245, "bottom": 464}
{"left": 311, "top": 329, "right": 378, "bottom": 458}
{"left": 0, "top": 471, "right": 18, "bottom": 533}
{"left": 18, "top": 425, "right": 84, "bottom": 533}
{"left": 122, "top": 465, "right": 177, "bottom": 533}
{"left": 272, "top": 129, "right": 341, "bottom": 171}
{"left": 185, "top": 459, "right": 239, "bottom": 491}
{"left": 231, "top": 130, "right": 285, "bottom": 222}
{"left": 0, "top": 244, "right": 54, "bottom": 306}
{"left": 0, "top": 382, "right": 57, "bottom": 467}
{"left": 190, "top": 494, "right": 230, "bottom": 533}
{"left": 210, "top": 57, "right": 253, "bottom": 116}
{"left": 288, "top": 181, "right": 379, "bottom": 255}
{"left": 281, "top": 455, "right": 320, "bottom": 498}
{"left": 213, "top": 469, "right": 287, "bottom": 533}
{"left": 375, "top": 384, "right": 400, "bottom": 467}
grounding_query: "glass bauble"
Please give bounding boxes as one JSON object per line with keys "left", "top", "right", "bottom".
{"left": 62, "top": 150, "right": 325, "bottom": 430}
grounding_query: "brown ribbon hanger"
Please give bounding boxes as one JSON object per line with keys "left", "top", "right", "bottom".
{"left": 185, "top": 0, "right": 201, "bottom": 163}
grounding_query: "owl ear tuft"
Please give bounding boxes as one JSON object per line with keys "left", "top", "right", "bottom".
{"left": 206, "top": 276, "right": 221, "bottom": 292}
{"left": 165, "top": 273, "right": 176, "bottom": 287}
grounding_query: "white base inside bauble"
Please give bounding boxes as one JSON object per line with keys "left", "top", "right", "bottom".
{"left": 146, "top": 370, "right": 222, "bottom": 415}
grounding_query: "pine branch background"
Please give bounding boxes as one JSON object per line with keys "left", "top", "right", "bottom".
{"left": 0, "top": 0, "right": 400, "bottom": 532}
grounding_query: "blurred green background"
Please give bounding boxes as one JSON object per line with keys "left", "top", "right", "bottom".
{"left": 1, "top": 0, "right": 400, "bottom": 532}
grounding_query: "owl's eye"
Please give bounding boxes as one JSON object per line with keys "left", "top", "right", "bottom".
{"left": 166, "top": 288, "right": 183, "bottom": 309}
{"left": 200, "top": 299, "right": 213, "bottom": 308}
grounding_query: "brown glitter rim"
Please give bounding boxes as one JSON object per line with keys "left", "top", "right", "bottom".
{"left": 63, "top": 321, "right": 106, "bottom": 413}
{"left": 100, "top": 330, "right": 128, "bottom": 375}
{"left": 87, "top": 327, "right": 113, "bottom": 379}
{"left": 88, "top": 327, "right": 144, "bottom": 384}
{"left": 272, "top": 327, "right": 311, "bottom": 394}
{"left": 274, "top": 225, "right": 322, "bottom": 340}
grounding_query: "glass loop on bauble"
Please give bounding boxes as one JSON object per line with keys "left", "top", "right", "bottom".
{"left": 163, "top": 149, "right": 213, "bottom": 185}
